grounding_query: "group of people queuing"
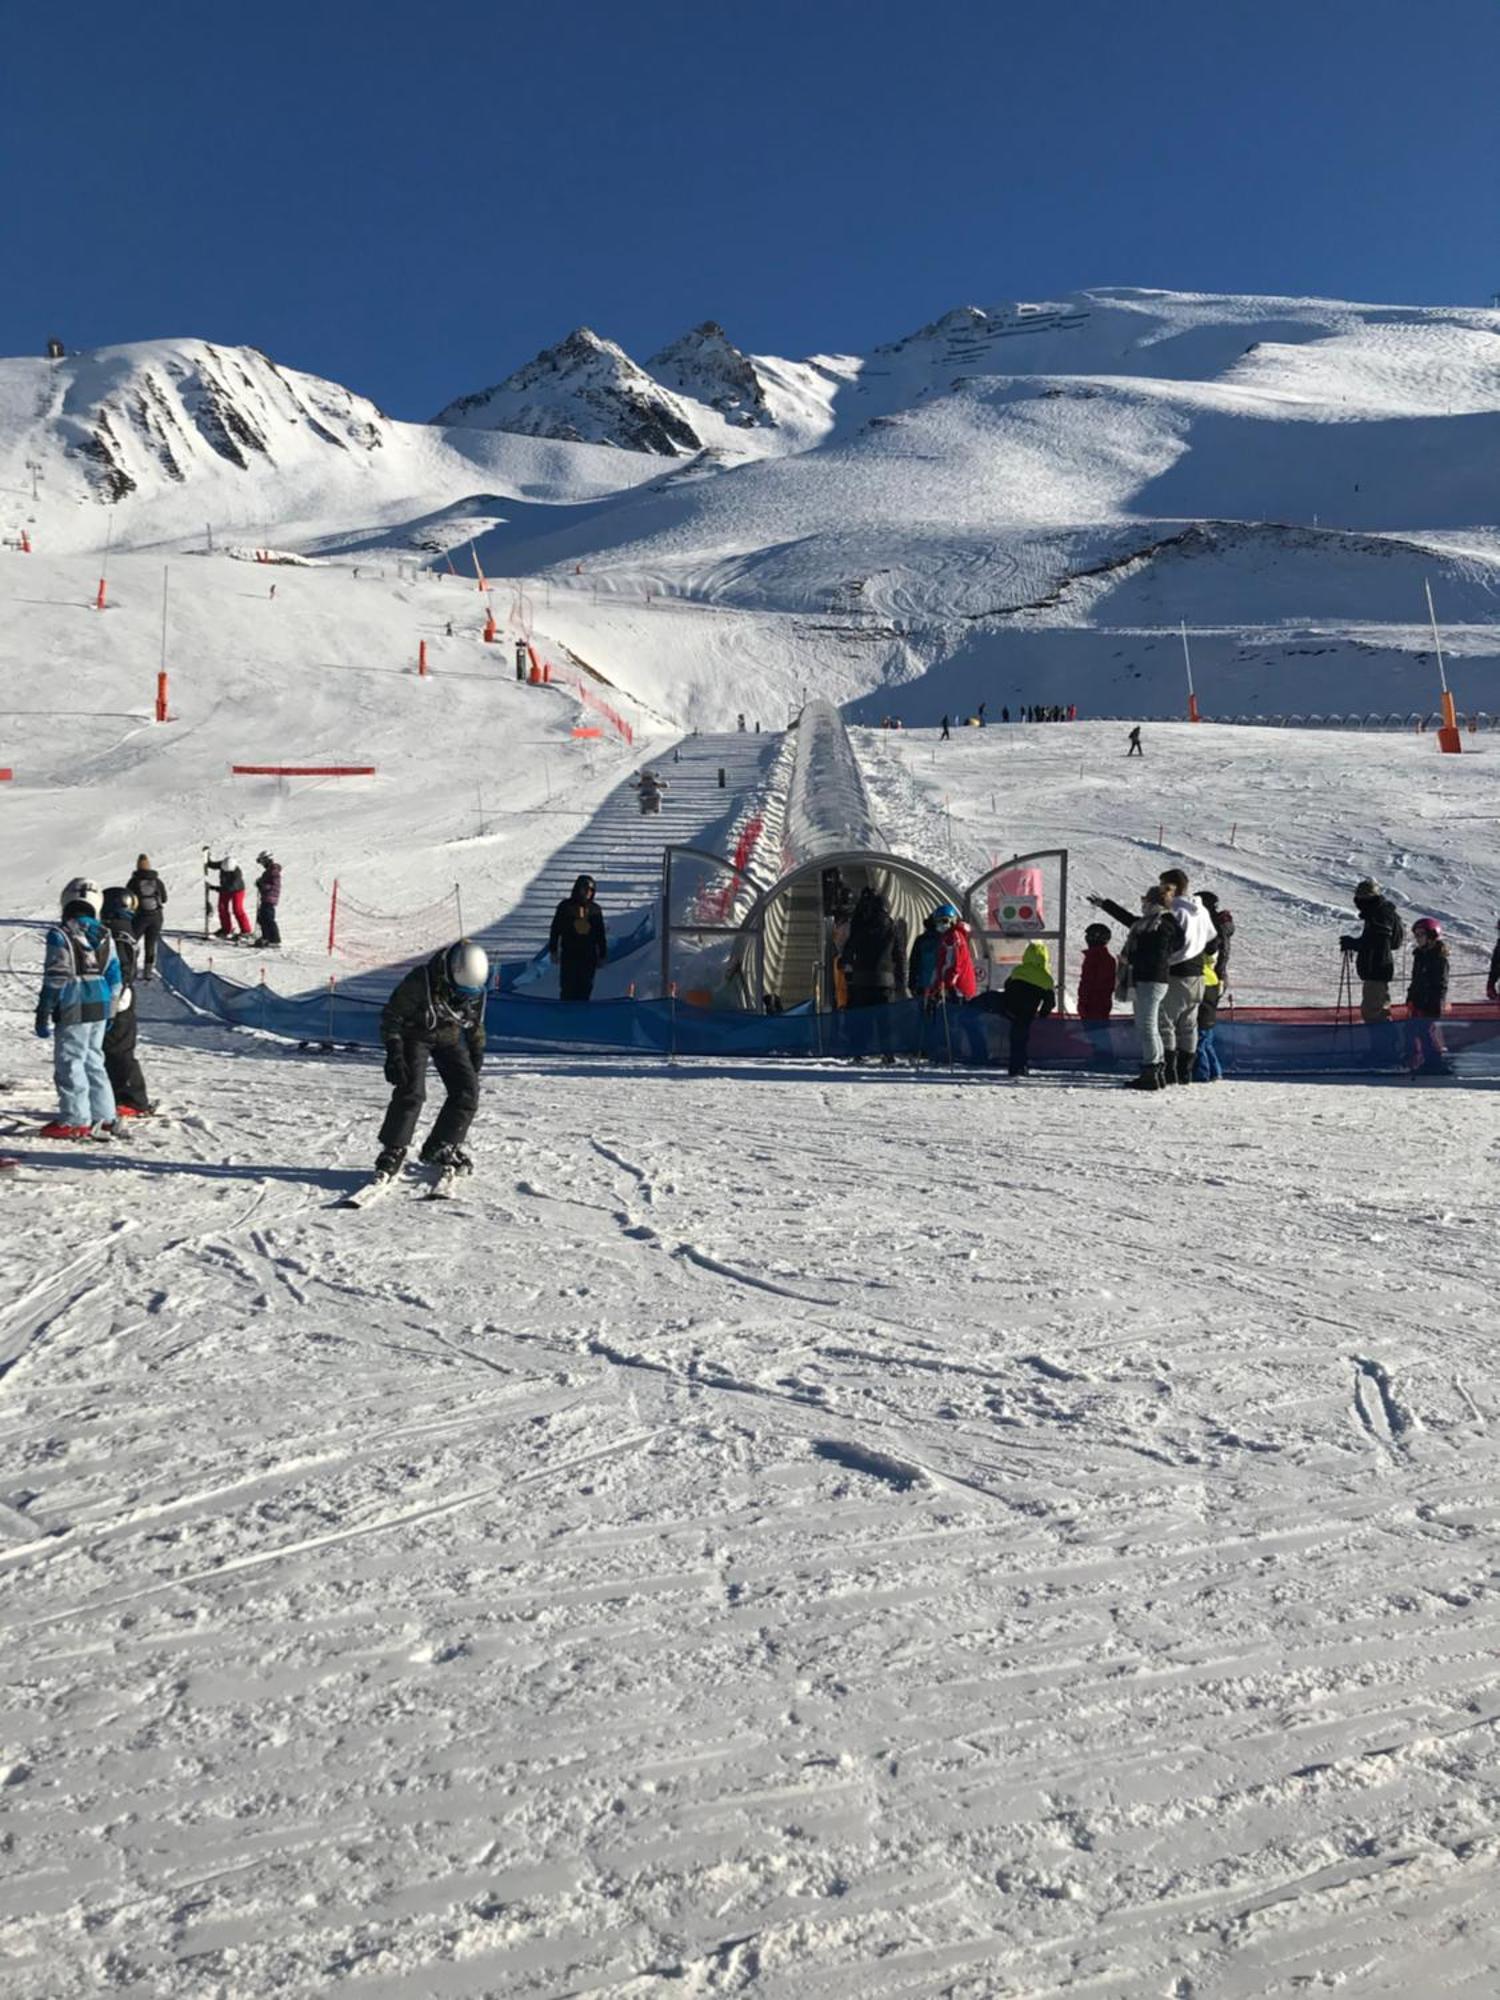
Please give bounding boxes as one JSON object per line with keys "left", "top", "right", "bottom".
{"left": 206, "top": 851, "right": 283, "bottom": 947}
{"left": 935, "top": 704, "right": 1080, "bottom": 738}
{"left": 34, "top": 875, "right": 159, "bottom": 1139}
{"left": 831, "top": 885, "right": 1056, "bottom": 1076}
{"left": 1085, "top": 870, "right": 1233, "bottom": 1090}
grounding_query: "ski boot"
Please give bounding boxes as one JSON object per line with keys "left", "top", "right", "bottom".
{"left": 422, "top": 1143, "right": 473, "bottom": 1176}
{"left": 38, "top": 1121, "right": 91, "bottom": 1140}
{"left": 374, "top": 1146, "right": 406, "bottom": 1179}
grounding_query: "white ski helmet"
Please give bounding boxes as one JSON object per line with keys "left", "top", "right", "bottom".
{"left": 222, "top": 854, "right": 239, "bottom": 871}
{"left": 445, "top": 939, "right": 490, "bottom": 995}
{"left": 60, "top": 877, "right": 103, "bottom": 914}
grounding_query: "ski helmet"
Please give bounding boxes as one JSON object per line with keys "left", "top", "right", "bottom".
{"left": 256, "top": 850, "right": 274, "bottom": 865}
{"left": 1413, "top": 917, "right": 1442, "bottom": 939}
{"left": 1354, "top": 877, "right": 1380, "bottom": 900}
{"left": 1084, "top": 922, "right": 1111, "bottom": 946}
{"left": 101, "top": 885, "right": 137, "bottom": 921}
{"left": 445, "top": 939, "right": 490, "bottom": 994}
{"left": 222, "top": 854, "right": 238, "bottom": 871}
{"left": 933, "top": 903, "right": 959, "bottom": 929}
{"left": 60, "top": 877, "right": 102, "bottom": 914}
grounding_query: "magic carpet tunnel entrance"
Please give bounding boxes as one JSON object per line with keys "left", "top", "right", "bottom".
{"left": 660, "top": 700, "right": 1069, "bottom": 1016}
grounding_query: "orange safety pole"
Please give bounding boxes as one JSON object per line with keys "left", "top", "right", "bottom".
{"left": 1187, "top": 691, "right": 1201, "bottom": 723}
{"left": 20, "top": 531, "right": 30, "bottom": 554}
{"left": 327, "top": 878, "right": 340, "bottom": 955}
{"left": 154, "top": 671, "right": 169, "bottom": 723}
{"left": 418, "top": 639, "right": 429, "bottom": 677}
{"left": 96, "top": 576, "right": 107, "bottom": 611}
{"left": 482, "top": 611, "right": 497, "bottom": 642}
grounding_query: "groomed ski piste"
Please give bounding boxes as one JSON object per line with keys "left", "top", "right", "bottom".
{"left": 7, "top": 286, "right": 1500, "bottom": 1997}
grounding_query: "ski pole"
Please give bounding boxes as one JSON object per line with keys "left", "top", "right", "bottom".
{"left": 941, "top": 989, "right": 954, "bottom": 1071}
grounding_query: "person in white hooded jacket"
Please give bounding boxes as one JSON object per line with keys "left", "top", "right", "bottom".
{"left": 1157, "top": 867, "right": 1217, "bottom": 1083}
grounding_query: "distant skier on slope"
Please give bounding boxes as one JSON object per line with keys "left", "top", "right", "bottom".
{"left": 375, "top": 939, "right": 490, "bottom": 1178}
{"left": 100, "top": 886, "right": 154, "bottom": 1116}
{"left": 1127, "top": 726, "right": 1143, "bottom": 757}
{"left": 35, "top": 877, "right": 121, "bottom": 1139}
{"left": 549, "top": 875, "right": 608, "bottom": 1000}
{"left": 125, "top": 853, "right": 167, "bottom": 978}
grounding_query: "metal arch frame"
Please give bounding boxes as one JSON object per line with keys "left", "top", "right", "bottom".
{"left": 961, "top": 848, "right": 1070, "bottom": 1014}
{"left": 736, "top": 847, "right": 967, "bottom": 1010}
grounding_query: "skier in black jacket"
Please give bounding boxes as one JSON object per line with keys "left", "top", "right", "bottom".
{"left": 1339, "top": 877, "right": 1403, "bottom": 1023}
{"left": 839, "top": 888, "right": 906, "bottom": 1062}
{"left": 549, "top": 875, "right": 607, "bottom": 1002}
{"left": 1405, "top": 917, "right": 1452, "bottom": 1076}
{"left": 375, "top": 940, "right": 489, "bottom": 1176}
{"left": 100, "top": 886, "right": 154, "bottom": 1116}
{"left": 125, "top": 854, "right": 167, "bottom": 978}
{"left": 1487, "top": 919, "right": 1500, "bottom": 1005}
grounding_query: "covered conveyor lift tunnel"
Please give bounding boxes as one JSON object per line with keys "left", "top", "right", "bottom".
{"left": 660, "top": 701, "right": 1069, "bottom": 1015}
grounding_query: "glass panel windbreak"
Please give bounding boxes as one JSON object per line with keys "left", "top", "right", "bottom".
{"left": 666, "top": 928, "right": 757, "bottom": 1009}
{"left": 963, "top": 850, "right": 1069, "bottom": 1003}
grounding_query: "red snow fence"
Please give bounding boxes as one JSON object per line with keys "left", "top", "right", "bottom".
{"left": 231, "top": 764, "right": 376, "bottom": 777}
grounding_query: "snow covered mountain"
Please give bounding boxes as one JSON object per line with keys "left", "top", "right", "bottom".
{"left": 646, "top": 321, "right": 774, "bottom": 428}
{"left": 431, "top": 327, "right": 704, "bottom": 456}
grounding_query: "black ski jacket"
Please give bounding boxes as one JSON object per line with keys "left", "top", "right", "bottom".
{"left": 1407, "top": 941, "right": 1449, "bottom": 1017}
{"left": 214, "top": 863, "right": 246, "bottom": 897}
{"left": 1122, "top": 908, "right": 1184, "bottom": 986}
{"left": 105, "top": 918, "right": 139, "bottom": 988}
{"left": 1489, "top": 938, "right": 1500, "bottom": 993}
{"left": 382, "top": 951, "right": 486, "bottom": 1057}
{"left": 841, "top": 898, "right": 906, "bottom": 995}
{"left": 1341, "top": 893, "right": 1402, "bottom": 982}
{"left": 549, "top": 896, "right": 607, "bottom": 966}
{"left": 127, "top": 868, "right": 167, "bottom": 914}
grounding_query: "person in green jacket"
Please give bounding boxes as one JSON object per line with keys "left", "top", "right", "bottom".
{"left": 1000, "top": 941, "right": 1056, "bottom": 1077}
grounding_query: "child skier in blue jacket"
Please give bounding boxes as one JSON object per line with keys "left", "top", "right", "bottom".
{"left": 36, "top": 878, "right": 121, "bottom": 1138}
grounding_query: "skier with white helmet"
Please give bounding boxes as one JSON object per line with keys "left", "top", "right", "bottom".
{"left": 373, "top": 938, "right": 490, "bottom": 1180}
{"left": 208, "top": 852, "right": 251, "bottom": 939}
{"left": 35, "top": 878, "right": 122, "bottom": 1139}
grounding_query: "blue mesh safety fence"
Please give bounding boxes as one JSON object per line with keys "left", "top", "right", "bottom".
{"left": 157, "top": 944, "right": 1500, "bottom": 1076}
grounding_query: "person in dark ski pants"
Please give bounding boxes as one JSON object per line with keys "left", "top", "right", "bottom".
{"left": 254, "top": 851, "right": 282, "bottom": 947}
{"left": 1126, "top": 726, "right": 1143, "bottom": 756}
{"left": 939, "top": 715, "right": 951, "bottom": 740}
{"left": 376, "top": 939, "right": 490, "bottom": 1175}
{"left": 1487, "top": 918, "right": 1500, "bottom": 1006}
{"left": 36, "top": 878, "right": 122, "bottom": 1138}
{"left": 839, "top": 887, "right": 906, "bottom": 1063}
{"left": 1405, "top": 918, "right": 1452, "bottom": 1077}
{"left": 549, "top": 874, "right": 607, "bottom": 1001}
{"left": 126, "top": 853, "right": 167, "bottom": 978}
{"left": 999, "top": 942, "right": 1055, "bottom": 1076}
{"left": 1339, "top": 878, "right": 1403, "bottom": 1024}
{"left": 99, "top": 886, "right": 155, "bottom": 1115}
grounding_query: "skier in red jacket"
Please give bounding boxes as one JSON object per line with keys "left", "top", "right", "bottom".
{"left": 1077, "top": 920, "right": 1118, "bottom": 1070}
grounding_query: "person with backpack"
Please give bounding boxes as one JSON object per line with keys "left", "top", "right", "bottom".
{"left": 999, "top": 941, "right": 1055, "bottom": 1076}
{"left": 375, "top": 939, "right": 490, "bottom": 1177}
{"left": 254, "top": 852, "right": 282, "bottom": 947}
{"left": 1339, "top": 878, "right": 1403, "bottom": 1023}
{"left": 100, "top": 886, "right": 154, "bottom": 1116}
{"left": 35, "top": 877, "right": 122, "bottom": 1139}
{"left": 549, "top": 874, "right": 608, "bottom": 1001}
{"left": 125, "top": 853, "right": 167, "bottom": 978}
{"left": 1405, "top": 917, "right": 1452, "bottom": 1077}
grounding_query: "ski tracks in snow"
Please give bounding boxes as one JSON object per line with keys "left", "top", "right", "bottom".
{"left": 6, "top": 1029, "right": 1500, "bottom": 1995}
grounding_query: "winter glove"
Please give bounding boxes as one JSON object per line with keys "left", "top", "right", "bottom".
{"left": 383, "top": 1042, "right": 407, "bottom": 1086}
{"left": 115, "top": 987, "right": 133, "bottom": 1015}
{"left": 34, "top": 1015, "right": 50, "bottom": 1040}
{"left": 1339, "top": 935, "right": 1359, "bottom": 953}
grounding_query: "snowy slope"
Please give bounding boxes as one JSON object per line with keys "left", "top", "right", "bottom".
{"left": 8, "top": 721, "right": 1500, "bottom": 1995}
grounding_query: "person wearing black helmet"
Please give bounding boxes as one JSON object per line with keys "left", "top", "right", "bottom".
{"left": 549, "top": 874, "right": 608, "bottom": 1001}
{"left": 374, "top": 938, "right": 489, "bottom": 1178}
{"left": 125, "top": 853, "right": 168, "bottom": 978}
{"left": 1339, "top": 877, "right": 1403, "bottom": 1024}
{"left": 100, "top": 886, "right": 155, "bottom": 1116}
{"left": 254, "top": 851, "right": 282, "bottom": 948}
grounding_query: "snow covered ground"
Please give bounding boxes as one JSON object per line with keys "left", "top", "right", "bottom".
{"left": 7, "top": 703, "right": 1500, "bottom": 1994}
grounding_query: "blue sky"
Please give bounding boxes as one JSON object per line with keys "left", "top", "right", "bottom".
{"left": 5, "top": 0, "right": 1497, "bottom": 418}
